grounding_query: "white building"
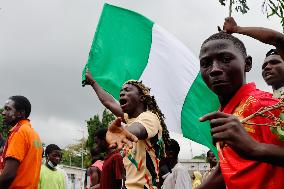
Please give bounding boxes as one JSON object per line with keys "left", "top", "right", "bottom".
{"left": 179, "top": 159, "right": 210, "bottom": 175}
{"left": 60, "top": 165, "right": 86, "bottom": 189}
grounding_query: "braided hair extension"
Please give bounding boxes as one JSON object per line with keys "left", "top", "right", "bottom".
{"left": 124, "top": 80, "right": 171, "bottom": 149}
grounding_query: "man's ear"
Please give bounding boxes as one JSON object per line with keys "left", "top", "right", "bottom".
{"left": 245, "top": 55, "right": 252, "bottom": 72}
{"left": 16, "top": 110, "right": 26, "bottom": 119}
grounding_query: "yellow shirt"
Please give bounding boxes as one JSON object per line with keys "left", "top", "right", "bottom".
{"left": 123, "top": 111, "right": 162, "bottom": 189}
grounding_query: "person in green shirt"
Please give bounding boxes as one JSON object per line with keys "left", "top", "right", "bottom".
{"left": 39, "top": 144, "right": 67, "bottom": 189}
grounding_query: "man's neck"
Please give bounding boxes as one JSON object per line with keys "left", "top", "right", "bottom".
{"left": 45, "top": 162, "right": 57, "bottom": 171}
{"left": 168, "top": 159, "right": 178, "bottom": 170}
{"left": 128, "top": 107, "right": 146, "bottom": 119}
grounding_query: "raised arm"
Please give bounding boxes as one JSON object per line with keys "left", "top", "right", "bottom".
{"left": 85, "top": 71, "right": 124, "bottom": 118}
{"left": 223, "top": 17, "right": 284, "bottom": 60}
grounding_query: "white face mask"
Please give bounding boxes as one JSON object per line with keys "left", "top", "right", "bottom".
{"left": 47, "top": 160, "right": 57, "bottom": 169}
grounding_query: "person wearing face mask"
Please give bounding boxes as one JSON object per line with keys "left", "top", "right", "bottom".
{"left": 39, "top": 144, "right": 67, "bottom": 189}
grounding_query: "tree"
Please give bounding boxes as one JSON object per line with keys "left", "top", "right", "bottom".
{"left": 85, "top": 109, "right": 115, "bottom": 151}
{"left": 192, "top": 153, "right": 206, "bottom": 160}
{"left": 218, "top": 0, "right": 284, "bottom": 31}
{"left": 0, "top": 108, "right": 8, "bottom": 139}
{"left": 263, "top": 0, "right": 284, "bottom": 31}
{"left": 61, "top": 138, "right": 91, "bottom": 168}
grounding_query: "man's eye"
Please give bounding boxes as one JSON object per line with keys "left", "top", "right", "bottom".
{"left": 200, "top": 59, "right": 211, "bottom": 68}
{"left": 222, "top": 56, "right": 231, "bottom": 63}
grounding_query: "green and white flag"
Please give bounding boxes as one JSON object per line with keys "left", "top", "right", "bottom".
{"left": 82, "top": 4, "right": 220, "bottom": 152}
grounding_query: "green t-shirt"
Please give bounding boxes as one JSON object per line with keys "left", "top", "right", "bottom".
{"left": 38, "top": 164, "right": 67, "bottom": 189}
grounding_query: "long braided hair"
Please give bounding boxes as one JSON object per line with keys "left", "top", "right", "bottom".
{"left": 124, "top": 80, "right": 171, "bottom": 149}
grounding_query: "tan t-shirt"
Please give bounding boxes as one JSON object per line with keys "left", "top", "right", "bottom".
{"left": 123, "top": 111, "right": 163, "bottom": 189}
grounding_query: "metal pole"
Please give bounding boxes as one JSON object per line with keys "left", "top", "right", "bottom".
{"left": 229, "top": 0, "right": 233, "bottom": 17}
{"left": 81, "top": 130, "right": 84, "bottom": 168}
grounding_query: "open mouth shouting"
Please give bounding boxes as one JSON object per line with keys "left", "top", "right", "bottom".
{"left": 119, "top": 98, "right": 128, "bottom": 111}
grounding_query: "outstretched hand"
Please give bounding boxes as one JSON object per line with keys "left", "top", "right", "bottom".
{"left": 200, "top": 112, "right": 258, "bottom": 159}
{"left": 106, "top": 117, "right": 138, "bottom": 150}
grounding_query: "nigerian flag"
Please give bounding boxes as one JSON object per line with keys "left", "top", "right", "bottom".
{"left": 82, "top": 4, "right": 219, "bottom": 153}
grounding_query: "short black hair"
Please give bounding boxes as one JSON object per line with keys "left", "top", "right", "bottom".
{"left": 201, "top": 32, "right": 247, "bottom": 58}
{"left": 45, "top": 144, "right": 61, "bottom": 155}
{"left": 9, "top": 96, "right": 31, "bottom": 118}
{"left": 94, "top": 128, "right": 107, "bottom": 140}
{"left": 266, "top": 49, "right": 279, "bottom": 57}
{"left": 90, "top": 147, "right": 104, "bottom": 163}
{"left": 207, "top": 150, "right": 214, "bottom": 157}
{"left": 166, "top": 139, "right": 180, "bottom": 155}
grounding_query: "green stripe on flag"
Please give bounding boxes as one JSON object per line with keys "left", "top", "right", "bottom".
{"left": 181, "top": 73, "right": 219, "bottom": 154}
{"left": 82, "top": 4, "right": 154, "bottom": 99}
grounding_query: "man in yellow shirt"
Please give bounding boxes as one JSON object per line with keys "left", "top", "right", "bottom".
{"left": 85, "top": 72, "right": 171, "bottom": 189}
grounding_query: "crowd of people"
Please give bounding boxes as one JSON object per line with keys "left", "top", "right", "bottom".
{"left": 0, "top": 17, "right": 284, "bottom": 189}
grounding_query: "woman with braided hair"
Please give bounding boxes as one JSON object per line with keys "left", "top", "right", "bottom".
{"left": 85, "top": 71, "right": 170, "bottom": 189}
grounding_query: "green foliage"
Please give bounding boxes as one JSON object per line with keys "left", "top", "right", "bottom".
{"left": 218, "top": 0, "right": 249, "bottom": 14}
{"left": 61, "top": 138, "right": 91, "bottom": 168}
{"left": 85, "top": 109, "right": 115, "bottom": 150}
{"left": 262, "top": 0, "right": 284, "bottom": 32}
{"left": 218, "top": 0, "right": 284, "bottom": 31}
{"left": 192, "top": 153, "right": 206, "bottom": 160}
{"left": 0, "top": 109, "right": 8, "bottom": 139}
{"left": 60, "top": 109, "right": 115, "bottom": 168}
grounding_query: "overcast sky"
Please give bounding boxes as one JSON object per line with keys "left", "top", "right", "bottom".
{"left": 0, "top": 0, "right": 282, "bottom": 159}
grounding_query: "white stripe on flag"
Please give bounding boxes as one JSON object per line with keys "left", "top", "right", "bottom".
{"left": 140, "top": 24, "right": 200, "bottom": 133}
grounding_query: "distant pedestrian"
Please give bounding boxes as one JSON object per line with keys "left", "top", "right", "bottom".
{"left": 92, "top": 128, "right": 124, "bottom": 189}
{"left": 191, "top": 171, "right": 202, "bottom": 189}
{"left": 202, "top": 150, "right": 217, "bottom": 181}
{"left": 39, "top": 144, "right": 67, "bottom": 189}
{"left": 161, "top": 139, "right": 191, "bottom": 189}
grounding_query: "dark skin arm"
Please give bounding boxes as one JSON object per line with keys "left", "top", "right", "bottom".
{"left": 127, "top": 122, "right": 148, "bottom": 140}
{"left": 90, "top": 167, "right": 100, "bottom": 186}
{"left": 0, "top": 158, "right": 20, "bottom": 189}
{"left": 200, "top": 112, "right": 284, "bottom": 167}
{"left": 223, "top": 17, "right": 284, "bottom": 60}
{"left": 90, "top": 184, "right": 100, "bottom": 189}
{"left": 85, "top": 71, "right": 124, "bottom": 118}
{"left": 196, "top": 164, "right": 226, "bottom": 189}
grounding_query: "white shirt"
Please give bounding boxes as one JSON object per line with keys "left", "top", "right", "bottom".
{"left": 161, "top": 163, "right": 192, "bottom": 189}
{"left": 273, "top": 86, "right": 284, "bottom": 98}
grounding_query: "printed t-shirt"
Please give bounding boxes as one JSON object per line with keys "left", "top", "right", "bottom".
{"left": 0, "top": 119, "right": 42, "bottom": 189}
{"left": 219, "top": 83, "right": 284, "bottom": 189}
{"left": 38, "top": 164, "right": 67, "bottom": 189}
{"left": 99, "top": 151, "right": 123, "bottom": 189}
{"left": 123, "top": 111, "right": 163, "bottom": 189}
